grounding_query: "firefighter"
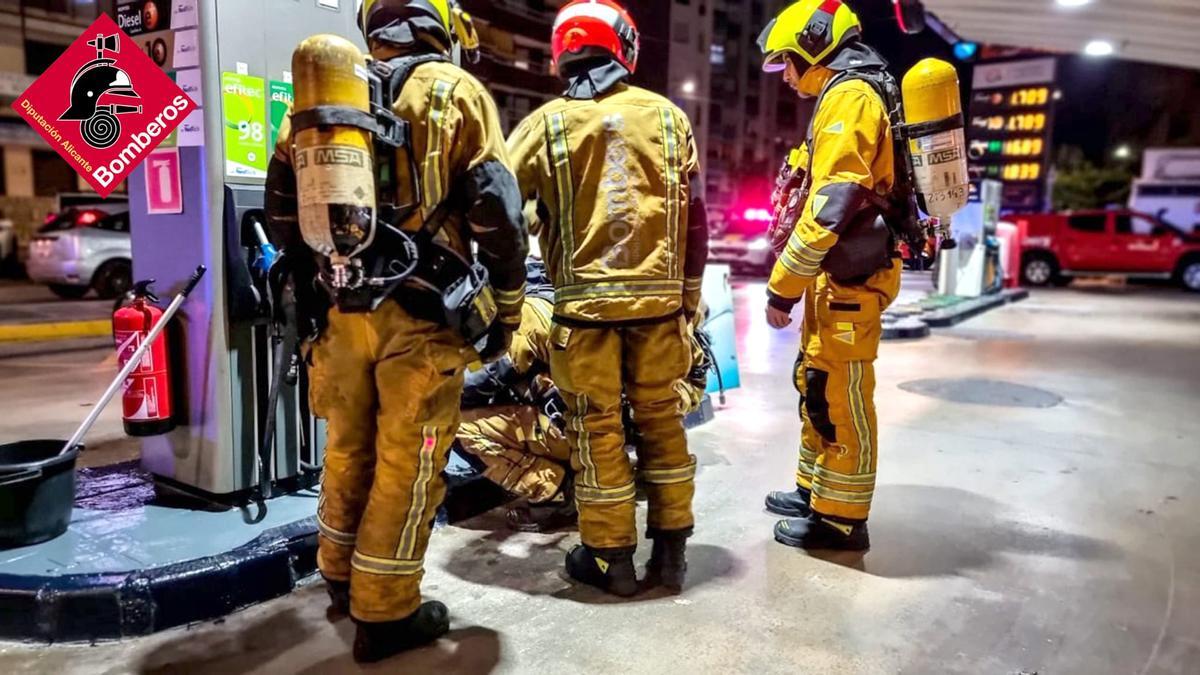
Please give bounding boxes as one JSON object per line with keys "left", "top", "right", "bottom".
{"left": 757, "top": 0, "right": 904, "bottom": 551}
{"left": 265, "top": 0, "right": 527, "bottom": 662}
{"left": 456, "top": 261, "right": 577, "bottom": 533}
{"left": 458, "top": 264, "right": 716, "bottom": 533}
{"left": 507, "top": 0, "right": 709, "bottom": 596}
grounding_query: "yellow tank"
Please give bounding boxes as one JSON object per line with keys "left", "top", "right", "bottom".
{"left": 901, "top": 58, "right": 968, "bottom": 221}
{"left": 902, "top": 58, "right": 961, "bottom": 123}
{"left": 291, "top": 34, "right": 376, "bottom": 265}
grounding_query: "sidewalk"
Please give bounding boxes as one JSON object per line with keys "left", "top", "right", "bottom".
{"left": 0, "top": 280, "right": 111, "bottom": 342}
{"left": 0, "top": 341, "right": 124, "bottom": 446}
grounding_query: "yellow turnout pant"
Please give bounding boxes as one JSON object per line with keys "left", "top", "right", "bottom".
{"left": 309, "top": 300, "right": 471, "bottom": 622}
{"left": 457, "top": 404, "right": 571, "bottom": 502}
{"left": 549, "top": 316, "right": 695, "bottom": 549}
{"left": 794, "top": 262, "right": 901, "bottom": 521}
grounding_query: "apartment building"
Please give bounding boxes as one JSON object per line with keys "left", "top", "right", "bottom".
{"left": 706, "top": 0, "right": 806, "bottom": 225}
{"left": 0, "top": 0, "right": 100, "bottom": 199}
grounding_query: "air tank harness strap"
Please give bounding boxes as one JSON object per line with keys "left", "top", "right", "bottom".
{"left": 290, "top": 106, "right": 380, "bottom": 136}
{"left": 899, "top": 115, "right": 963, "bottom": 139}
{"left": 371, "top": 53, "right": 449, "bottom": 227}
{"left": 811, "top": 66, "right": 927, "bottom": 250}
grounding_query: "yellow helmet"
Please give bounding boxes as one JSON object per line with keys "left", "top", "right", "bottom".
{"left": 757, "top": 0, "right": 862, "bottom": 72}
{"left": 358, "top": 0, "right": 453, "bottom": 49}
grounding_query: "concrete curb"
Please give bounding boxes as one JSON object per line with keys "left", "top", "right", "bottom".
{"left": 883, "top": 317, "right": 932, "bottom": 340}
{"left": 0, "top": 320, "right": 111, "bottom": 343}
{"left": 922, "top": 288, "right": 1029, "bottom": 328}
{"left": 0, "top": 519, "right": 319, "bottom": 643}
{"left": 881, "top": 288, "right": 1029, "bottom": 340}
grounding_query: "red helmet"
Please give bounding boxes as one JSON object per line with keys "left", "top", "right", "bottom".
{"left": 552, "top": 0, "right": 639, "bottom": 74}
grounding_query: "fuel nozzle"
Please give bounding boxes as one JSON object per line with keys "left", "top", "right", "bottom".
{"left": 251, "top": 218, "right": 279, "bottom": 278}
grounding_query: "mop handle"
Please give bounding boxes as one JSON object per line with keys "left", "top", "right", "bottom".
{"left": 63, "top": 265, "right": 207, "bottom": 453}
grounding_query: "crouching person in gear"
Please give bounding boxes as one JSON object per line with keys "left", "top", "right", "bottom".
{"left": 757, "top": 0, "right": 903, "bottom": 551}
{"left": 507, "top": 0, "right": 709, "bottom": 596}
{"left": 265, "top": 0, "right": 527, "bottom": 662}
{"left": 456, "top": 261, "right": 577, "bottom": 532}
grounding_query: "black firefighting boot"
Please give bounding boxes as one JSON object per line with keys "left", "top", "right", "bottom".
{"left": 506, "top": 479, "right": 578, "bottom": 533}
{"left": 352, "top": 601, "right": 451, "bottom": 664}
{"left": 764, "top": 486, "right": 812, "bottom": 517}
{"left": 324, "top": 576, "right": 350, "bottom": 616}
{"left": 773, "top": 512, "right": 870, "bottom": 551}
{"left": 643, "top": 527, "right": 692, "bottom": 593}
{"left": 565, "top": 545, "right": 638, "bottom": 597}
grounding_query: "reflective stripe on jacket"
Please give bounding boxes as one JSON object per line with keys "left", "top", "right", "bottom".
{"left": 768, "top": 76, "right": 895, "bottom": 302}
{"left": 508, "top": 84, "right": 703, "bottom": 324}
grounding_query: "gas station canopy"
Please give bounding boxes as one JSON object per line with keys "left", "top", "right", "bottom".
{"left": 923, "top": 0, "right": 1200, "bottom": 71}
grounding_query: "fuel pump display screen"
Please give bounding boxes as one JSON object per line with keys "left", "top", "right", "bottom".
{"left": 968, "top": 59, "right": 1058, "bottom": 211}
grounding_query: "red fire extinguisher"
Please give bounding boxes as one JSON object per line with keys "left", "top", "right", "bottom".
{"left": 112, "top": 279, "right": 176, "bottom": 437}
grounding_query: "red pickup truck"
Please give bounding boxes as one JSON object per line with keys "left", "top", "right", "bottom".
{"left": 1011, "top": 209, "right": 1200, "bottom": 292}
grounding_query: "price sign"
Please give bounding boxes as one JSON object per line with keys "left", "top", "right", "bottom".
{"left": 221, "top": 71, "right": 268, "bottom": 180}
{"left": 269, "top": 79, "right": 294, "bottom": 151}
{"left": 968, "top": 58, "right": 1057, "bottom": 210}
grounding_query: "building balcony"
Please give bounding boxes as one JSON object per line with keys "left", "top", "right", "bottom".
{"left": 474, "top": 50, "right": 560, "bottom": 97}
{"left": 464, "top": 0, "right": 559, "bottom": 38}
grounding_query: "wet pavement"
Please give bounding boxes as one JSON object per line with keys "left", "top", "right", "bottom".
{"left": 0, "top": 341, "right": 126, "bottom": 462}
{"left": 2, "top": 281, "right": 1199, "bottom": 674}
{"left": 0, "top": 280, "right": 110, "bottom": 325}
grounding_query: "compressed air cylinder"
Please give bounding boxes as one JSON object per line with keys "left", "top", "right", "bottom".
{"left": 902, "top": 58, "right": 969, "bottom": 221}
{"left": 291, "top": 34, "right": 376, "bottom": 261}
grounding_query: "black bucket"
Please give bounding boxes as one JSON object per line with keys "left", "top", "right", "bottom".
{"left": 0, "top": 440, "right": 80, "bottom": 549}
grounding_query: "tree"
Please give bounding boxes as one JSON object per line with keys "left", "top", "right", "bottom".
{"left": 1051, "top": 146, "right": 1134, "bottom": 211}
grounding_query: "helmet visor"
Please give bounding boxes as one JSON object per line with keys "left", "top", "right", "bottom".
{"left": 756, "top": 19, "right": 788, "bottom": 72}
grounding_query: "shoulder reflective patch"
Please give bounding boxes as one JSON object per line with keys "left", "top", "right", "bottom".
{"left": 823, "top": 121, "right": 845, "bottom": 134}
{"left": 811, "top": 194, "right": 829, "bottom": 219}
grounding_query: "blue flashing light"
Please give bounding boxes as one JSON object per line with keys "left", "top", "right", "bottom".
{"left": 954, "top": 41, "right": 979, "bottom": 61}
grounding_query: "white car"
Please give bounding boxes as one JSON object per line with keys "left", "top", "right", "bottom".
{"left": 26, "top": 208, "right": 132, "bottom": 299}
{"left": 708, "top": 210, "right": 776, "bottom": 277}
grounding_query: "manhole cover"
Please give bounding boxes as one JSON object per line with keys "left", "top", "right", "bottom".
{"left": 898, "top": 378, "right": 1062, "bottom": 408}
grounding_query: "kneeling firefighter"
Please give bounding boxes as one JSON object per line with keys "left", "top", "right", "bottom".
{"left": 456, "top": 261, "right": 719, "bottom": 534}
{"left": 265, "top": 0, "right": 527, "bottom": 662}
{"left": 456, "top": 260, "right": 577, "bottom": 533}
{"left": 507, "top": 0, "right": 710, "bottom": 596}
{"left": 757, "top": 0, "right": 966, "bottom": 550}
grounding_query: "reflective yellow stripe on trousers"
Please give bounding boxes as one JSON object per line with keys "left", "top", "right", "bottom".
{"left": 638, "top": 454, "right": 697, "bottom": 485}
{"left": 572, "top": 392, "right": 597, "bottom": 488}
{"left": 847, "top": 361, "right": 874, "bottom": 474}
{"left": 546, "top": 112, "right": 576, "bottom": 284}
{"left": 395, "top": 425, "right": 438, "bottom": 560}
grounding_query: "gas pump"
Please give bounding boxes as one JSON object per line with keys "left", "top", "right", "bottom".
{"left": 125, "top": 1, "right": 365, "bottom": 504}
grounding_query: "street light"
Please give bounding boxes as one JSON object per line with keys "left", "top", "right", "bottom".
{"left": 1084, "top": 40, "right": 1114, "bottom": 57}
{"left": 1113, "top": 145, "right": 1132, "bottom": 160}
{"left": 1056, "top": 0, "right": 1091, "bottom": 7}
{"left": 681, "top": 79, "right": 697, "bottom": 96}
